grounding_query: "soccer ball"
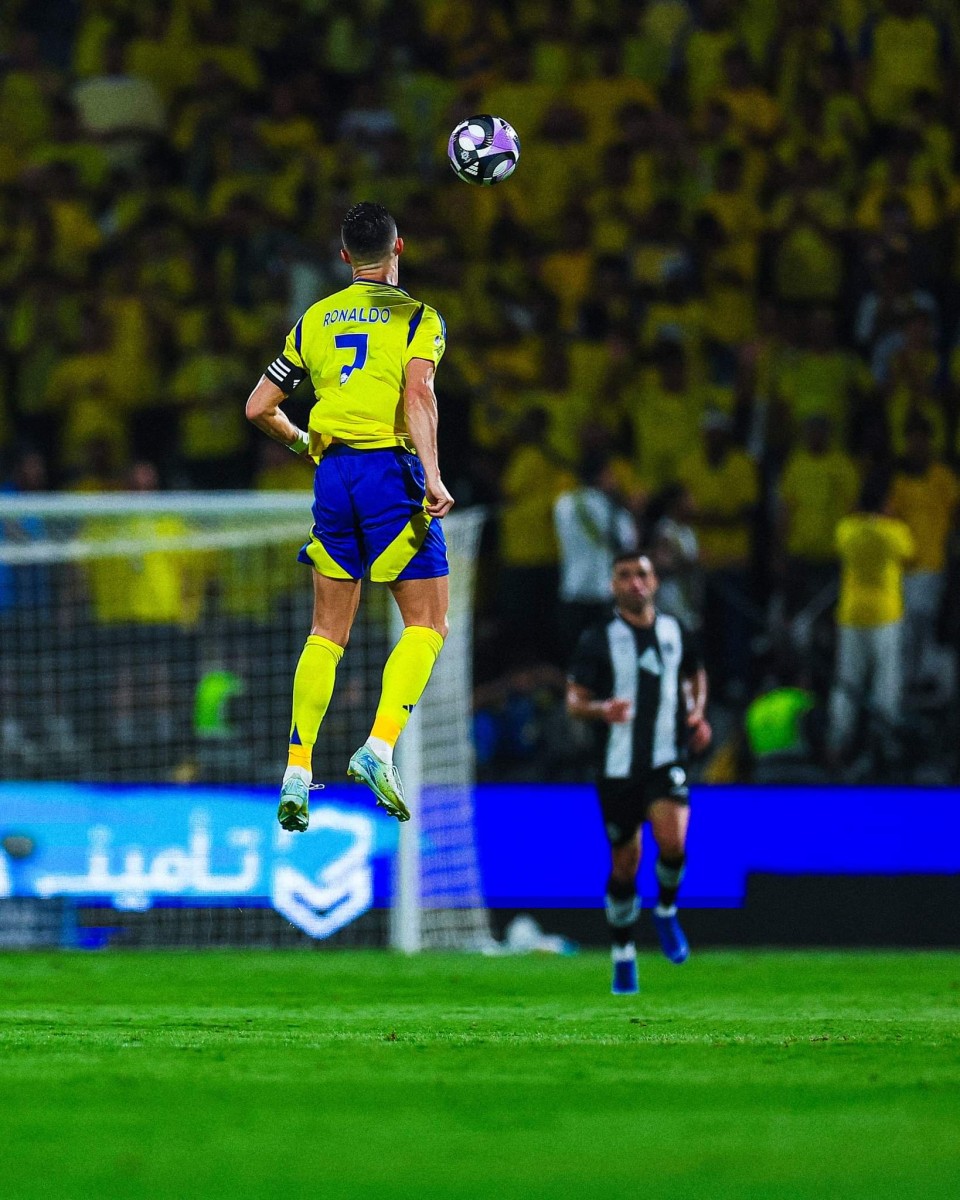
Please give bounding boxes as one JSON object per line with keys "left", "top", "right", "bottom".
{"left": 447, "top": 115, "right": 520, "bottom": 185}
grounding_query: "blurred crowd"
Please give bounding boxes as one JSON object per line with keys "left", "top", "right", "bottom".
{"left": 2, "top": 0, "right": 960, "bottom": 782}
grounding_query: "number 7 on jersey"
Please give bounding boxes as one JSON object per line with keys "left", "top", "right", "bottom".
{"left": 335, "top": 333, "right": 368, "bottom": 384}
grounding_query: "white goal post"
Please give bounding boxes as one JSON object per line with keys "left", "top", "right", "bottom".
{"left": 0, "top": 491, "right": 488, "bottom": 951}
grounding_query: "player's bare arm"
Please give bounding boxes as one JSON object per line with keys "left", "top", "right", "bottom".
{"left": 683, "top": 667, "right": 712, "bottom": 753}
{"left": 566, "top": 682, "right": 631, "bottom": 724}
{"left": 404, "top": 356, "right": 454, "bottom": 517}
{"left": 244, "top": 376, "right": 311, "bottom": 455}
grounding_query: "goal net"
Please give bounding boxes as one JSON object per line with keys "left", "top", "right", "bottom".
{"left": 0, "top": 491, "right": 489, "bottom": 951}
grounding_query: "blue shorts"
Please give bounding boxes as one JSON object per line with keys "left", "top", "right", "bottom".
{"left": 298, "top": 444, "right": 449, "bottom": 583}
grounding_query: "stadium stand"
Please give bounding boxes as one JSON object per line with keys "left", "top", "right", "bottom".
{"left": 2, "top": 0, "right": 959, "bottom": 783}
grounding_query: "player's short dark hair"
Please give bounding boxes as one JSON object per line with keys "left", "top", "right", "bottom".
{"left": 341, "top": 202, "right": 398, "bottom": 261}
{"left": 580, "top": 450, "right": 610, "bottom": 486}
{"left": 612, "top": 551, "right": 653, "bottom": 569}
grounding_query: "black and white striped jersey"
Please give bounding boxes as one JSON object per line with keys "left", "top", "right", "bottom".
{"left": 569, "top": 610, "right": 703, "bottom": 779}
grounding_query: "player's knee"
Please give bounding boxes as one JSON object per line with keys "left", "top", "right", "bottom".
{"left": 401, "top": 616, "right": 447, "bottom": 639}
{"left": 409, "top": 614, "right": 447, "bottom": 638}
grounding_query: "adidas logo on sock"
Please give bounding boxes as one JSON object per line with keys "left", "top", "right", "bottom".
{"left": 402, "top": 704, "right": 416, "bottom": 713}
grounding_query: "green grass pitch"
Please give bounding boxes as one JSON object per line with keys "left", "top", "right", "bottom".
{"left": 0, "top": 950, "right": 958, "bottom": 1199}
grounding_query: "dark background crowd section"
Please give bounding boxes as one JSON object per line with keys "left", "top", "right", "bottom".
{"left": 2, "top": 0, "right": 960, "bottom": 784}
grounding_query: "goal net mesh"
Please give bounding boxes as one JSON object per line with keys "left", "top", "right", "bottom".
{"left": 0, "top": 492, "right": 488, "bottom": 950}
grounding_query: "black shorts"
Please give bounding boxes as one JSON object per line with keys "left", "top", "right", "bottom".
{"left": 597, "top": 764, "right": 690, "bottom": 847}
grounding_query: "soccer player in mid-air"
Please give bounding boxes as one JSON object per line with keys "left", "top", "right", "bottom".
{"left": 245, "top": 201, "right": 453, "bottom": 831}
{"left": 567, "top": 553, "right": 711, "bottom": 994}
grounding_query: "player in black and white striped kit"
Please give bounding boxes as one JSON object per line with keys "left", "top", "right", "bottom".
{"left": 567, "top": 552, "right": 711, "bottom": 995}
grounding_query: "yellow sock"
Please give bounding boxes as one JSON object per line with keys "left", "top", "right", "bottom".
{"left": 287, "top": 635, "right": 344, "bottom": 770}
{"left": 370, "top": 626, "right": 444, "bottom": 747}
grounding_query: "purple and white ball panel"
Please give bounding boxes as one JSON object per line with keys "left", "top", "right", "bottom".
{"left": 490, "top": 118, "right": 520, "bottom": 154}
{"left": 447, "top": 114, "right": 520, "bottom": 185}
{"left": 455, "top": 122, "right": 488, "bottom": 152}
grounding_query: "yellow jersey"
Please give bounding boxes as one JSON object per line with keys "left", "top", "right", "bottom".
{"left": 836, "top": 514, "right": 914, "bottom": 628}
{"left": 84, "top": 516, "right": 205, "bottom": 626}
{"left": 780, "top": 448, "right": 859, "bottom": 562}
{"left": 889, "top": 463, "right": 960, "bottom": 574}
{"left": 266, "top": 278, "right": 445, "bottom": 457}
{"left": 499, "top": 445, "right": 573, "bottom": 569}
{"left": 865, "top": 15, "right": 944, "bottom": 122}
{"left": 678, "top": 447, "right": 759, "bottom": 569}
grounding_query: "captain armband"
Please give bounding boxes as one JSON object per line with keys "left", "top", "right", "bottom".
{"left": 264, "top": 354, "right": 308, "bottom": 395}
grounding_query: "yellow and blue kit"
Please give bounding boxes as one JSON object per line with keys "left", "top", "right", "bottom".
{"left": 264, "top": 278, "right": 448, "bottom": 583}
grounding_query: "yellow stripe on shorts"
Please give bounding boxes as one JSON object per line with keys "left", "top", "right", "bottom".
{"left": 370, "top": 509, "right": 432, "bottom": 583}
{"left": 303, "top": 531, "right": 355, "bottom": 579}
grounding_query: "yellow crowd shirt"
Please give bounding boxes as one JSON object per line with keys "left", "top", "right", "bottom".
{"left": 268, "top": 279, "right": 445, "bottom": 457}
{"left": 889, "top": 463, "right": 959, "bottom": 574}
{"left": 679, "top": 448, "right": 759, "bottom": 568}
{"left": 84, "top": 515, "right": 205, "bottom": 626}
{"left": 866, "top": 15, "right": 943, "bottom": 123}
{"left": 630, "top": 379, "right": 730, "bottom": 492}
{"left": 499, "top": 445, "right": 573, "bottom": 569}
{"left": 836, "top": 514, "right": 914, "bottom": 628}
{"left": 780, "top": 449, "right": 860, "bottom": 561}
